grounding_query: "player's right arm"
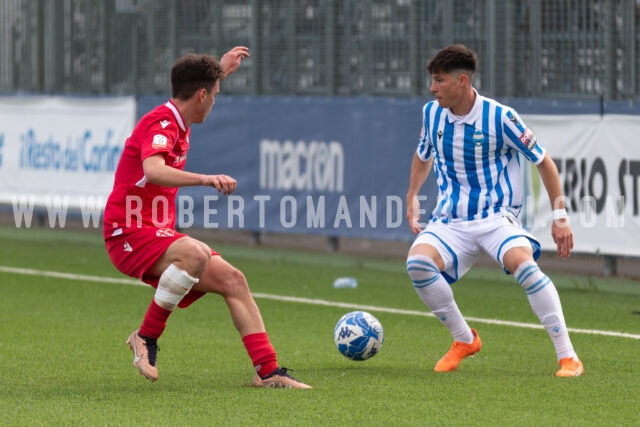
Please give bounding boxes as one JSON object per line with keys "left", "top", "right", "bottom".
{"left": 536, "top": 153, "right": 573, "bottom": 260}
{"left": 406, "top": 152, "right": 433, "bottom": 234}
{"left": 406, "top": 103, "right": 435, "bottom": 234}
{"left": 143, "top": 154, "right": 237, "bottom": 195}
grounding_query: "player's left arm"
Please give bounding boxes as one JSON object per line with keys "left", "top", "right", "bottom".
{"left": 143, "top": 154, "right": 237, "bottom": 195}
{"left": 219, "top": 46, "right": 250, "bottom": 78}
{"left": 536, "top": 153, "right": 573, "bottom": 259}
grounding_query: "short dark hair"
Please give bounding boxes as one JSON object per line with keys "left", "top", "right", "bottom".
{"left": 170, "top": 53, "right": 224, "bottom": 100}
{"left": 427, "top": 44, "right": 478, "bottom": 76}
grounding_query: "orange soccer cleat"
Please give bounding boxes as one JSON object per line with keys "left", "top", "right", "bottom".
{"left": 434, "top": 328, "right": 482, "bottom": 372}
{"left": 555, "top": 357, "right": 584, "bottom": 377}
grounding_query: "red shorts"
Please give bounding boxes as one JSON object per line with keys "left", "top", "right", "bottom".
{"left": 104, "top": 226, "right": 219, "bottom": 308}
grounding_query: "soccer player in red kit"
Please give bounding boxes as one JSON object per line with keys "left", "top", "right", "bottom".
{"left": 103, "top": 47, "right": 311, "bottom": 388}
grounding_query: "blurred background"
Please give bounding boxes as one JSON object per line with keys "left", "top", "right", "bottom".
{"left": 1, "top": 0, "right": 639, "bottom": 279}
{"left": 2, "top": 0, "right": 639, "bottom": 100}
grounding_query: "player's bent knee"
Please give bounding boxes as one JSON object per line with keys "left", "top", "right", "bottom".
{"left": 154, "top": 263, "right": 199, "bottom": 311}
{"left": 406, "top": 254, "right": 440, "bottom": 289}
{"left": 225, "top": 267, "right": 249, "bottom": 292}
{"left": 197, "top": 260, "right": 249, "bottom": 297}
{"left": 190, "top": 240, "right": 213, "bottom": 265}
{"left": 173, "top": 238, "right": 211, "bottom": 276}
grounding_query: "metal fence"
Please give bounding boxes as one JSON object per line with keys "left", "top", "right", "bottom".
{"left": 1, "top": 0, "right": 639, "bottom": 100}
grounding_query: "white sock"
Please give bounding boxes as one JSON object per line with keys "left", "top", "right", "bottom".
{"left": 407, "top": 254, "right": 474, "bottom": 343}
{"left": 514, "top": 260, "right": 577, "bottom": 361}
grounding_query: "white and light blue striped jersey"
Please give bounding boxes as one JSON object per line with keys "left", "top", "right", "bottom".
{"left": 417, "top": 90, "right": 546, "bottom": 222}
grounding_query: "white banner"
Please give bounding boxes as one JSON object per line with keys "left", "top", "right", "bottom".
{"left": 0, "top": 96, "right": 134, "bottom": 210}
{"left": 525, "top": 114, "right": 640, "bottom": 256}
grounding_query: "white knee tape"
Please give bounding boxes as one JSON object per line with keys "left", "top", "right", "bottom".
{"left": 154, "top": 264, "right": 199, "bottom": 311}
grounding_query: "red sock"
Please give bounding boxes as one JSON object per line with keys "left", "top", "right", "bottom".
{"left": 242, "top": 332, "right": 278, "bottom": 378}
{"left": 138, "top": 299, "right": 172, "bottom": 340}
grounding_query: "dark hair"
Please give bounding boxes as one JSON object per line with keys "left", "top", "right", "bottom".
{"left": 170, "top": 53, "right": 224, "bottom": 100}
{"left": 427, "top": 44, "right": 478, "bottom": 76}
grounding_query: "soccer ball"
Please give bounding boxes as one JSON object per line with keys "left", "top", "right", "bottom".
{"left": 333, "top": 311, "right": 384, "bottom": 361}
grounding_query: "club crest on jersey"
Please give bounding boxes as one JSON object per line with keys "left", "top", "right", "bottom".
{"left": 518, "top": 128, "right": 538, "bottom": 150}
{"left": 473, "top": 129, "right": 484, "bottom": 146}
{"left": 156, "top": 228, "right": 175, "bottom": 237}
{"left": 152, "top": 134, "right": 168, "bottom": 149}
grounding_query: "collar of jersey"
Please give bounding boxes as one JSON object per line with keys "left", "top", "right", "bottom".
{"left": 445, "top": 89, "right": 482, "bottom": 125}
{"left": 164, "top": 100, "right": 187, "bottom": 132}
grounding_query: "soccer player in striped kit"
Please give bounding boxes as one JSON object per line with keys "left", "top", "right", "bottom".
{"left": 405, "top": 44, "right": 583, "bottom": 377}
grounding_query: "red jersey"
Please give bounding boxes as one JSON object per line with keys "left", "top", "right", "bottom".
{"left": 103, "top": 101, "right": 190, "bottom": 239}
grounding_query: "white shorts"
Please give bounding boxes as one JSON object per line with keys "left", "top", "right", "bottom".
{"left": 410, "top": 213, "right": 540, "bottom": 284}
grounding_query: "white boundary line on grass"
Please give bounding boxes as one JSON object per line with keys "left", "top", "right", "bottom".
{"left": 2, "top": 265, "right": 639, "bottom": 340}
{"left": 251, "top": 293, "right": 640, "bottom": 340}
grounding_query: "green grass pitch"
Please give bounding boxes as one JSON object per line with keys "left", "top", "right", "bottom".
{"left": 0, "top": 225, "right": 639, "bottom": 426}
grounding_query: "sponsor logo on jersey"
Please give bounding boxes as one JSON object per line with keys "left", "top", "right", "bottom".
{"left": 160, "top": 120, "right": 170, "bottom": 129}
{"left": 506, "top": 110, "right": 526, "bottom": 132}
{"left": 156, "top": 228, "right": 175, "bottom": 237}
{"left": 152, "top": 134, "right": 168, "bottom": 149}
{"left": 518, "top": 128, "right": 538, "bottom": 150}
{"left": 173, "top": 155, "right": 187, "bottom": 165}
{"left": 123, "top": 241, "right": 133, "bottom": 252}
{"left": 437, "top": 130, "right": 443, "bottom": 140}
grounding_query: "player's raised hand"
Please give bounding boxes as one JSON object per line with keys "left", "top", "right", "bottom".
{"left": 220, "top": 46, "right": 250, "bottom": 78}
{"left": 206, "top": 174, "right": 237, "bottom": 195}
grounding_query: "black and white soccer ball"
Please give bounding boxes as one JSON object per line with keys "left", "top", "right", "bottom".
{"left": 333, "top": 311, "right": 384, "bottom": 361}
